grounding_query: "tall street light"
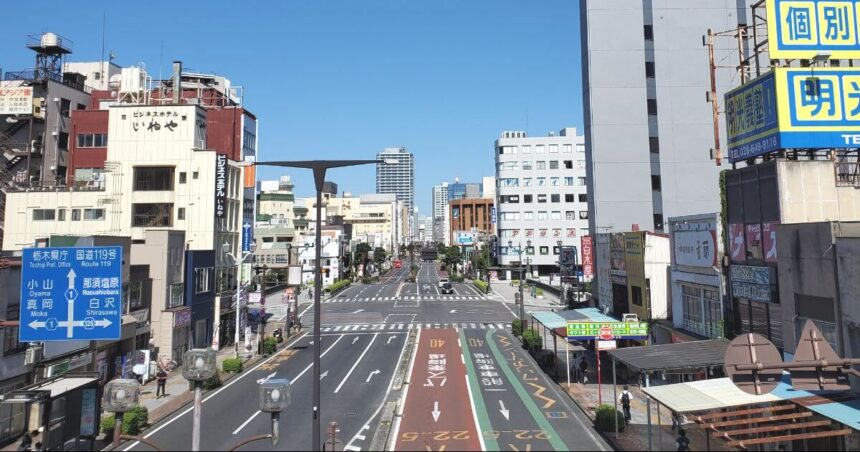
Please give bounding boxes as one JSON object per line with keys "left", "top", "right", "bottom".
{"left": 557, "top": 239, "right": 564, "bottom": 306}
{"left": 508, "top": 240, "right": 525, "bottom": 324}
{"left": 254, "top": 159, "right": 392, "bottom": 451}
{"left": 224, "top": 242, "right": 256, "bottom": 359}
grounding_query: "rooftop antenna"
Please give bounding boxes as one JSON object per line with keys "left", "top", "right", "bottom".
{"left": 100, "top": 11, "right": 106, "bottom": 82}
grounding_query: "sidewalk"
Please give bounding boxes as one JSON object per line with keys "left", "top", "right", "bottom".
{"left": 489, "top": 280, "right": 565, "bottom": 310}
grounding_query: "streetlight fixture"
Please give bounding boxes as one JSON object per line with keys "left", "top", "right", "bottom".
{"left": 508, "top": 240, "right": 526, "bottom": 324}
{"left": 228, "top": 378, "right": 292, "bottom": 451}
{"left": 224, "top": 242, "right": 256, "bottom": 359}
{"left": 183, "top": 348, "right": 218, "bottom": 452}
{"left": 253, "top": 158, "right": 388, "bottom": 451}
{"left": 103, "top": 379, "right": 140, "bottom": 448}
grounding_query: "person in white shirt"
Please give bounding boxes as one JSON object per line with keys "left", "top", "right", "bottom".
{"left": 619, "top": 385, "right": 633, "bottom": 424}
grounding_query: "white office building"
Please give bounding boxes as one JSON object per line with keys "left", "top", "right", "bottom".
{"left": 495, "top": 128, "right": 589, "bottom": 276}
{"left": 431, "top": 182, "right": 449, "bottom": 244}
{"left": 376, "top": 147, "right": 414, "bottom": 235}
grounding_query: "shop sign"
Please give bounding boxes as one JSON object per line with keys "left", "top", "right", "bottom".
{"left": 566, "top": 321, "right": 649, "bottom": 340}
{"left": 766, "top": 0, "right": 860, "bottom": 59}
{"left": 215, "top": 154, "right": 227, "bottom": 218}
{"left": 732, "top": 281, "right": 773, "bottom": 302}
{"left": 581, "top": 236, "right": 594, "bottom": 278}
{"left": 80, "top": 388, "right": 97, "bottom": 436}
{"left": 729, "top": 223, "right": 746, "bottom": 262}
{"left": 673, "top": 229, "right": 718, "bottom": 267}
{"left": 730, "top": 264, "right": 771, "bottom": 285}
{"left": 763, "top": 221, "right": 779, "bottom": 262}
{"left": 0, "top": 87, "right": 33, "bottom": 115}
{"left": 174, "top": 308, "right": 192, "bottom": 328}
{"left": 609, "top": 233, "right": 627, "bottom": 277}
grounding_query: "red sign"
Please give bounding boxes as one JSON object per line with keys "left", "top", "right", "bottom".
{"left": 539, "top": 229, "right": 548, "bottom": 237}
{"left": 729, "top": 223, "right": 746, "bottom": 262}
{"left": 553, "top": 229, "right": 562, "bottom": 238}
{"left": 525, "top": 229, "right": 534, "bottom": 237}
{"left": 598, "top": 325, "right": 614, "bottom": 341}
{"left": 763, "top": 221, "right": 778, "bottom": 262}
{"left": 581, "top": 235, "right": 594, "bottom": 278}
{"left": 567, "top": 229, "right": 576, "bottom": 238}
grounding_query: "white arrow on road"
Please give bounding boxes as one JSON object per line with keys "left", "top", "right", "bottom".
{"left": 387, "top": 335, "right": 396, "bottom": 345}
{"left": 449, "top": 309, "right": 457, "bottom": 314}
{"left": 352, "top": 337, "right": 360, "bottom": 345}
{"left": 67, "top": 269, "right": 77, "bottom": 288}
{"left": 320, "top": 370, "right": 329, "bottom": 380}
{"left": 432, "top": 401, "right": 441, "bottom": 422}
{"left": 353, "top": 309, "right": 364, "bottom": 314}
{"left": 365, "top": 369, "right": 381, "bottom": 383}
{"left": 499, "top": 401, "right": 510, "bottom": 420}
{"left": 256, "top": 372, "right": 277, "bottom": 384}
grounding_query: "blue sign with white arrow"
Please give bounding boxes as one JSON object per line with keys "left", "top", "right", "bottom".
{"left": 19, "top": 246, "right": 123, "bottom": 342}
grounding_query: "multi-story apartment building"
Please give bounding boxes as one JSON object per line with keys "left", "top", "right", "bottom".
{"left": 255, "top": 176, "right": 305, "bottom": 275}
{"left": 432, "top": 182, "right": 449, "bottom": 245}
{"left": 376, "top": 147, "right": 414, "bottom": 235}
{"left": 580, "top": 1, "right": 752, "bottom": 234}
{"left": 495, "top": 128, "right": 589, "bottom": 276}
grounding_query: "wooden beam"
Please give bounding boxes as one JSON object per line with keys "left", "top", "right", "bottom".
{"left": 728, "top": 428, "right": 852, "bottom": 448}
{"left": 694, "top": 404, "right": 795, "bottom": 422}
{"left": 700, "top": 411, "right": 812, "bottom": 429}
{"left": 712, "top": 420, "right": 832, "bottom": 438}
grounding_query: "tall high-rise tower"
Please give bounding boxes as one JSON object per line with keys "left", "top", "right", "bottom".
{"left": 377, "top": 147, "right": 415, "bottom": 234}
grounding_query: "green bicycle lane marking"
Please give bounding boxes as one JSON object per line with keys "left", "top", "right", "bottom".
{"left": 459, "top": 329, "right": 501, "bottom": 451}
{"left": 484, "top": 329, "right": 568, "bottom": 451}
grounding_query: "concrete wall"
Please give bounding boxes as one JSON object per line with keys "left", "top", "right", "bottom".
{"left": 835, "top": 229, "right": 860, "bottom": 391}
{"left": 777, "top": 160, "right": 860, "bottom": 223}
{"left": 645, "top": 233, "right": 671, "bottom": 320}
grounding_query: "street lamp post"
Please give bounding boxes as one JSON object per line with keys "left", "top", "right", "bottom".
{"left": 182, "top": 348, "right": 218, "bottom": 451}
{"left": 508, "top": 240, "right": 525, "bottom": 324}
{"left": 224, "top": 243, "right": 255, "bottom": 359}
{"left": 254, "top": 159, "right": 390, "bottom": 451}
{"left": 557, "top": 239, "right": 563, "bottom": 306}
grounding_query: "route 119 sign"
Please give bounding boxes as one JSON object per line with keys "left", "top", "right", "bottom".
{"left": 19, "top": 246, "right": 123, "bottom": 342}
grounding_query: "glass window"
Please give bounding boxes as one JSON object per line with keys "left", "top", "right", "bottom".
{"left": 193, "top": 171, "right": 199, "bottom": 179}
{"left": 506, "top": 146, "right": 517, "bottom": 154}
{"left": 651, "top": 175, "right": 662, "bottom": 191}
{"left": 537, "top": 194, "right": 547, "bottom": 203}
{"left": 71, "top": 209, "right": 81, "bottom": 221}
{"left": 579, "top": 211, "right": 589, "bottom": 219}
{"left": 523, "top": 194, "right": 533, "bottom": 203}
{"left": 195, "top": 267, "right": 212, "bottom": 294}
{"left": 536, "top": 145, "right": 545, "bottom": 154}
{"left": 178, "top": 207, "right": 186, "bottom": 220}
{"left": 538, "top": 211, "right": 548, "bottom": 220}
{"left": 523, "top": 178, "right": 532, "bottom": 187}
{"left": 632, "top": 286, "right": 643, "bottom": 306}
{"left": 577, "top": 177, "right": 587, "bottom": 186}
{"left": 550, "top": 177, "right": 559, "bottom": 186}
{"left": 577, "top": 144, "right": 585, "bottom": 153}
{"left": 179, "top": 172, "right": 187, "bottom": 184}
{"left": 551, "top": 194, "right": 560, "bottom": 202}
{"left": 523, "top": 212, "right": 534, "bottom": 220}
{"left": 521, "top": 145, "right": 531, "bottom": 154}
{"left": 644, "top": 24, "right": 654, "bottom": 40}
{"left": 566, "top": 211, "right": 576, "bottom": 220}
{"left": 57, "top": 209, "right": 66, "bottom": 221}
{"left": 134, "top": 167, "right": 175, "bottom": 191}
{"left": 3, "top": 305, "right": 24, "bottom": 354}
{"left": 645, "top": 61, "right": 655, "bottom": 78}
{"left": 84, "top": 134, "right": 94, "bottom": 147}
{"left": 565, "top": 194, "right": 574, "bottom": 202}
{"left": 507, "top": 195, "right": 519, "bottom": 204}
{"left": 579, "top": 194, "right": 587, "bottom": 203}
{"left": 537, "top": 177, "right": 546, "bottom": 186}
{"left": 551, "top": 211, "right": 561, "bottom": 220}
{"left": 549, "top": 161, "right": 559, "bottom": 170}
{"left": 132, "top": 203, "right": 173, "bottom": 227}
{"left": 522, "top": 161, "right": 532, "bottom": 170}
{"left": 549, "top": 144, "right": 558, "bottom": 153}
{"left": 536, "top": 161, "right": 546, "bottom": 170}
{"left": 539, "top": 246, "right": 549, "bottom": 255}
{"left": 563, "top": 160, "right": 573, "bottom": 169}
{"left": 60, "top": 98, "right": 71, "bottom": 117}
{"left": 647, "top": 99, "right": 658, "bottom": 115}
{"left": 563, "top": 144, "right": 572, "bottom": 153}
{"left": 502, "top": 178, "right": 519, "bottom": 187}
{"left": 650, "top": 137, "right": 660, "bottom": 154}
{"left": 84, "top": 208, "right": 104, "bottom": 220}
{"left": 128, "top": 281, "right": 144, "bottom": 311}
{"left": 168, "top": 284, "right": 184, "bottom": 308}
{"left": 564, "top": 177, "right": 573, "bottom": 186}
{"left": 32, "top": 209, "right": 56, "bottom": 221}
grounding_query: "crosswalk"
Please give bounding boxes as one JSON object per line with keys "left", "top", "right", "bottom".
{"left": 325, "top": 295, "right": 487, "bottom": 303}
{"left": 319, "top": 322, "right": 508, "bottom": 332}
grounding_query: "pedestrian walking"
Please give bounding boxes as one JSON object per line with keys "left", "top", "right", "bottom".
{"left": 671, "top": 411, "right": 683, "bottom": 431}
{"left": 16, "top": 431, "right": 32, "bottom": 451}
{"left": 579, "top": 357, "right": 589, "bottom": 383}
{"left": 619, "top": 385, "right": 633, "bottom": 424}
{"left": 676, "top": 429, "right": 690, "bottom": 451}
{"left": 571, "top": 355, "right": 581, "bottom": 383}
{"left": 155, "top": 364, "right": 168, "bottom": 398}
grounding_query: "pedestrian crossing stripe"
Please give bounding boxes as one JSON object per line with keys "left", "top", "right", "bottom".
{"left": 322, "top": 295, "right": 486, "bottom": 303}
{"left": 318, "top": 322, "right": 508, "bottom": 332}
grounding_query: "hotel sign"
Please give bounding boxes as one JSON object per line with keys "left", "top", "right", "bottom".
{"left": 215, "top": 154, "right": 227, "bottom": 218}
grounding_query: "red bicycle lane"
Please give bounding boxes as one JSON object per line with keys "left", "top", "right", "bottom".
{"left": 395, "top": 328, "right": 482, "bottom": 451}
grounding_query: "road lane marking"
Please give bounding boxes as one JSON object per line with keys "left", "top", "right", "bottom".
{"left": 291, "top": 334, "right": 344, "bottom": 384}
{"left": 459, "top": 329, "right": 500, "bottom": 451}
{"left": 385, "top": 328, "right": 420, "bottom": 450}
{"left": 125, "top": 331, "right": 308, "bottom": 450}
{"left": 334, "top": 333, "right": 378, "bottom": 393}
{"left": 232, "top": 409, "right": 262, "bottom": 435}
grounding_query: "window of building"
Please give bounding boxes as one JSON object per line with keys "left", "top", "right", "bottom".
{"left": 577, "top": 177, "right": 587, "bottom": 186}
{"left": 32, "top": 209, "right": 55, "bottom": 221}
{"left": 539, "top": 246, "right": 549, "bottom": 255}
{"left": 551, "top": 211, "right": 561, "bottom": 220}
{"left": 536, "top": 161, "right": 546, "bottom": 170}
{"left": 644, "top": 24, "right": 654, "bottom": 40}
{"left": 565, "top": 194, "right": 574, "bottom": 202}
{"left": 564, "top": 177, "right": 573, "bottom": 186}
{"left": 76, "top": 133, "right": 108, "bottom": 148}
{"left": 577, "top": 144, "right": 585, "bottom": 153}
{"left": 537, "top": 194, "right": 547, "bottom": 203}
{"left": 579, "top": 194, "right": 588, "bottom": 203}
{"left": 538, "top": 211, "right": 548, "bottom": 220}
{"left": 58, "top": 132, "right": 69, "bottom": 150}
{"left": 632, "top": 286, "right": 643, "bottom": 306}
{"left": 566, "top": 211, "right": 576, "bottom": 220}
{"left": 71, "top": 209, "right": 81, "bottom": 221}
{"left": 526, "top": 246, "right": 535, "bottom": 255}
{"left": 128, "top": 280, "right": 144, "bottom": 311}
{"left": 193, "top": 171, "right": 199, "bottom": 179}
{"left": 549, "top": 160, "right": 559, "bottom": 170}
{"left": 179, "top": 172, "right": 187, "bottom": 184}
{"left": 134, "top": 167, "right": 175, "bottom": 191}
{"left": 579, "top": 211, "right": 589, "bottom": 220}
{"left": 507, "top": 195, "right": 519, "bottom": 204}
{"left": 553, "top": 246, "right": 561, "bottom": 255}
{"left": 647, "top": 98, "right": 658, "bottom": 115}
{"left": 523, "top": 212, "right": 534, "bottom": 220}
{"left": 132, "top": 203, "right": 173, "bottom": 227}
{"left": 649, "top": 137, "right": 660, "bottom": 153}
{"left": 521, "top": 145, "right": 531, "bottom": 154}
{"left": 645, "top": 61, "right": 655, "bottom": 78}
{"left": 537, "top": 177, "right": 546, "bottom": 186}
{"left": 178, "top": 207, "right": 186, "bottom": 220}
{"left": 536, "top": 145, "right": 545, "bottom": 154}
{"left": 503, "top": 161, "right": 519, "bottom": 171}
{"left": 60, "top": 98, "right": 71, "bottom": 117}
{"left": 77, "top": 102, "right": 87, "bottom": 110}
{"left": 653, "top": 213, "right": 664, "bottom": 230}
{"left": 523, "top": 194, "right": 533, "bottom": 203}
{"left": 523, "top": 178, "right": 532, "bottom": 187}
{"left": 563, "top": 160, "right": 573, "bottom": 169}
{"left": 57, "top": 209, "right": 66, "bottom": 221}
{"left": 506, "top": 146, "right": 517, "bottom": 154}
{"left": 195, "top": 267, "right": 212, "bottom": 294}
{"left": 83, "top": 208, "right": 104, "bottom": 220}
{"left": 168, "top": 283, "right": 184, "bottom": 309}
{"left": 3, "top": 305, "right": 24, "bottom": 354}
{"left": 551, "top": 194, "right": 560, "bottom": 203}
{"left": 549, "top": 144, "right": 558, "bottom": 153}
{"left": 501, "top": 178, "right": 519, "bottom": 187}
{"left": 651, "top": 175, "right": 662, "bottom": 191}
{"left": 550, "top": 177, "right": 559, "bottom": 186}
{"left": 577, "top": 160, "right": 585, "bottom": 168}
{"left": 522, "top": 161, "right": 532, "bottom": 170}
{"left": 563, "top": 144, "right": 572, "bottom": 153}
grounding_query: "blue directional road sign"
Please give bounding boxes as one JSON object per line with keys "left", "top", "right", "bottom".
{"left": 20, "top": 246, "right": 123, "bottom": 342}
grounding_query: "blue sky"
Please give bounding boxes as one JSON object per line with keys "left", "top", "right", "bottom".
{"left": 2, "top": 1, "right": 584, "bottom": 214}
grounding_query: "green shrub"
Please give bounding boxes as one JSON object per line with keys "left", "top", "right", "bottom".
{"left": 450, "top": 274, "right": 465, "bottom": 283}
{"left": 536, "top": 288, "right": 544, "bottom": 296}
{"left": 324, "top": 279, "right": 351, "bottom": 293}
{"left": 595, "top": 404, "right": 625, "bottom": 432}
{"left": 510, "top": 279, "right": 520, "bottom": 286}
{"left": 203, "top": 371, "right": 222, "bottom": 390}
{"left": 263, "top": 337, "right": 278, "bottom": 355}
{"left": 511, "top": 319, "right": 523, "bottom": 337}
{"left": 522, "top": 329, "right": 543, "bottom": 350}
{"left": 100, "top": 406, "right": 149, "bottom": 436}
{"left": 473, "top": 279, "right": 489, "bottom": 293}
{"left": 222, "top": 357, "right": 243, "bottom": 373}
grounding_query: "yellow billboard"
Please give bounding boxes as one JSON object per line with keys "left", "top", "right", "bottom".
{"left": 767, "top": 0, "right": 860, "bottom": 59}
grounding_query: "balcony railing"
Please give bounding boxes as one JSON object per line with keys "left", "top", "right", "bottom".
{"left": 835, "top": 161, "right": 860, "bottom": 187}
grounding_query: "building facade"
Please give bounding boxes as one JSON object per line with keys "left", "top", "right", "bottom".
{"left": 376, "top": 147, "right": 414, "bottom": 235}
{"left": 580, "top": 0, "right": 753, "bottom": 234}
{"left": 449, "top": 198, "right": 495, "bottom": 245}
{"left": 495, "top": 128, "right": 589, "bottom": 275}
{"left": 432, "top": 182, "right": 449, "bottom": 244}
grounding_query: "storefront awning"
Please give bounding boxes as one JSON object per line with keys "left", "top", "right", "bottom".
{"left": 531, "top": 308, "right": 619, "bottom": 331}
{"left": 609, "top": 339, "right": 729, "bottom": 373}
{"left": 642, "top": 377, "right": 788, "bottom": 413}
{"left": 29, "top": 377, "right": 97, "bottom": 398}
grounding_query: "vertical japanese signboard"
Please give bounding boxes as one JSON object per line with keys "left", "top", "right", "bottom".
{"left": 581, "top": 235, "right": 594, "bottom": 278}
{"left": 767, "top": 0, "right": 860, "bottom": 59}
{"left": 215, "top": 154, "right": 227, "bottom": 218}
{"left": 0, "top": 87, "right": 34, "bottom": 115}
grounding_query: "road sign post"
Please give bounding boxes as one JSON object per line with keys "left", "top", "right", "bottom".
{"left": 20, "top": 246, "right": 123, "bottom": 342}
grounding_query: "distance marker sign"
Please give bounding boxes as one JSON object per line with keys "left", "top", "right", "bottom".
{"left": 20, "top": 246, "right": 123, "bottom": 342}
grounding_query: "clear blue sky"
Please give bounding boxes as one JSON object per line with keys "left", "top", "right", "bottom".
{"left": 2, "top": 1, "right": 584, "bottom": 215}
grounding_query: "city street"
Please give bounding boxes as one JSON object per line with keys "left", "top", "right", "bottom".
{"left": 123, "top": 262, "right": 608, "bottom": 451}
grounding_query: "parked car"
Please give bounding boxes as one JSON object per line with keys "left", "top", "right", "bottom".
{"left": 441, "top": 282, "right": 454, "bottom": 294}
{"left": 438, "top": 277, "right": 449, "bottom": 288}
